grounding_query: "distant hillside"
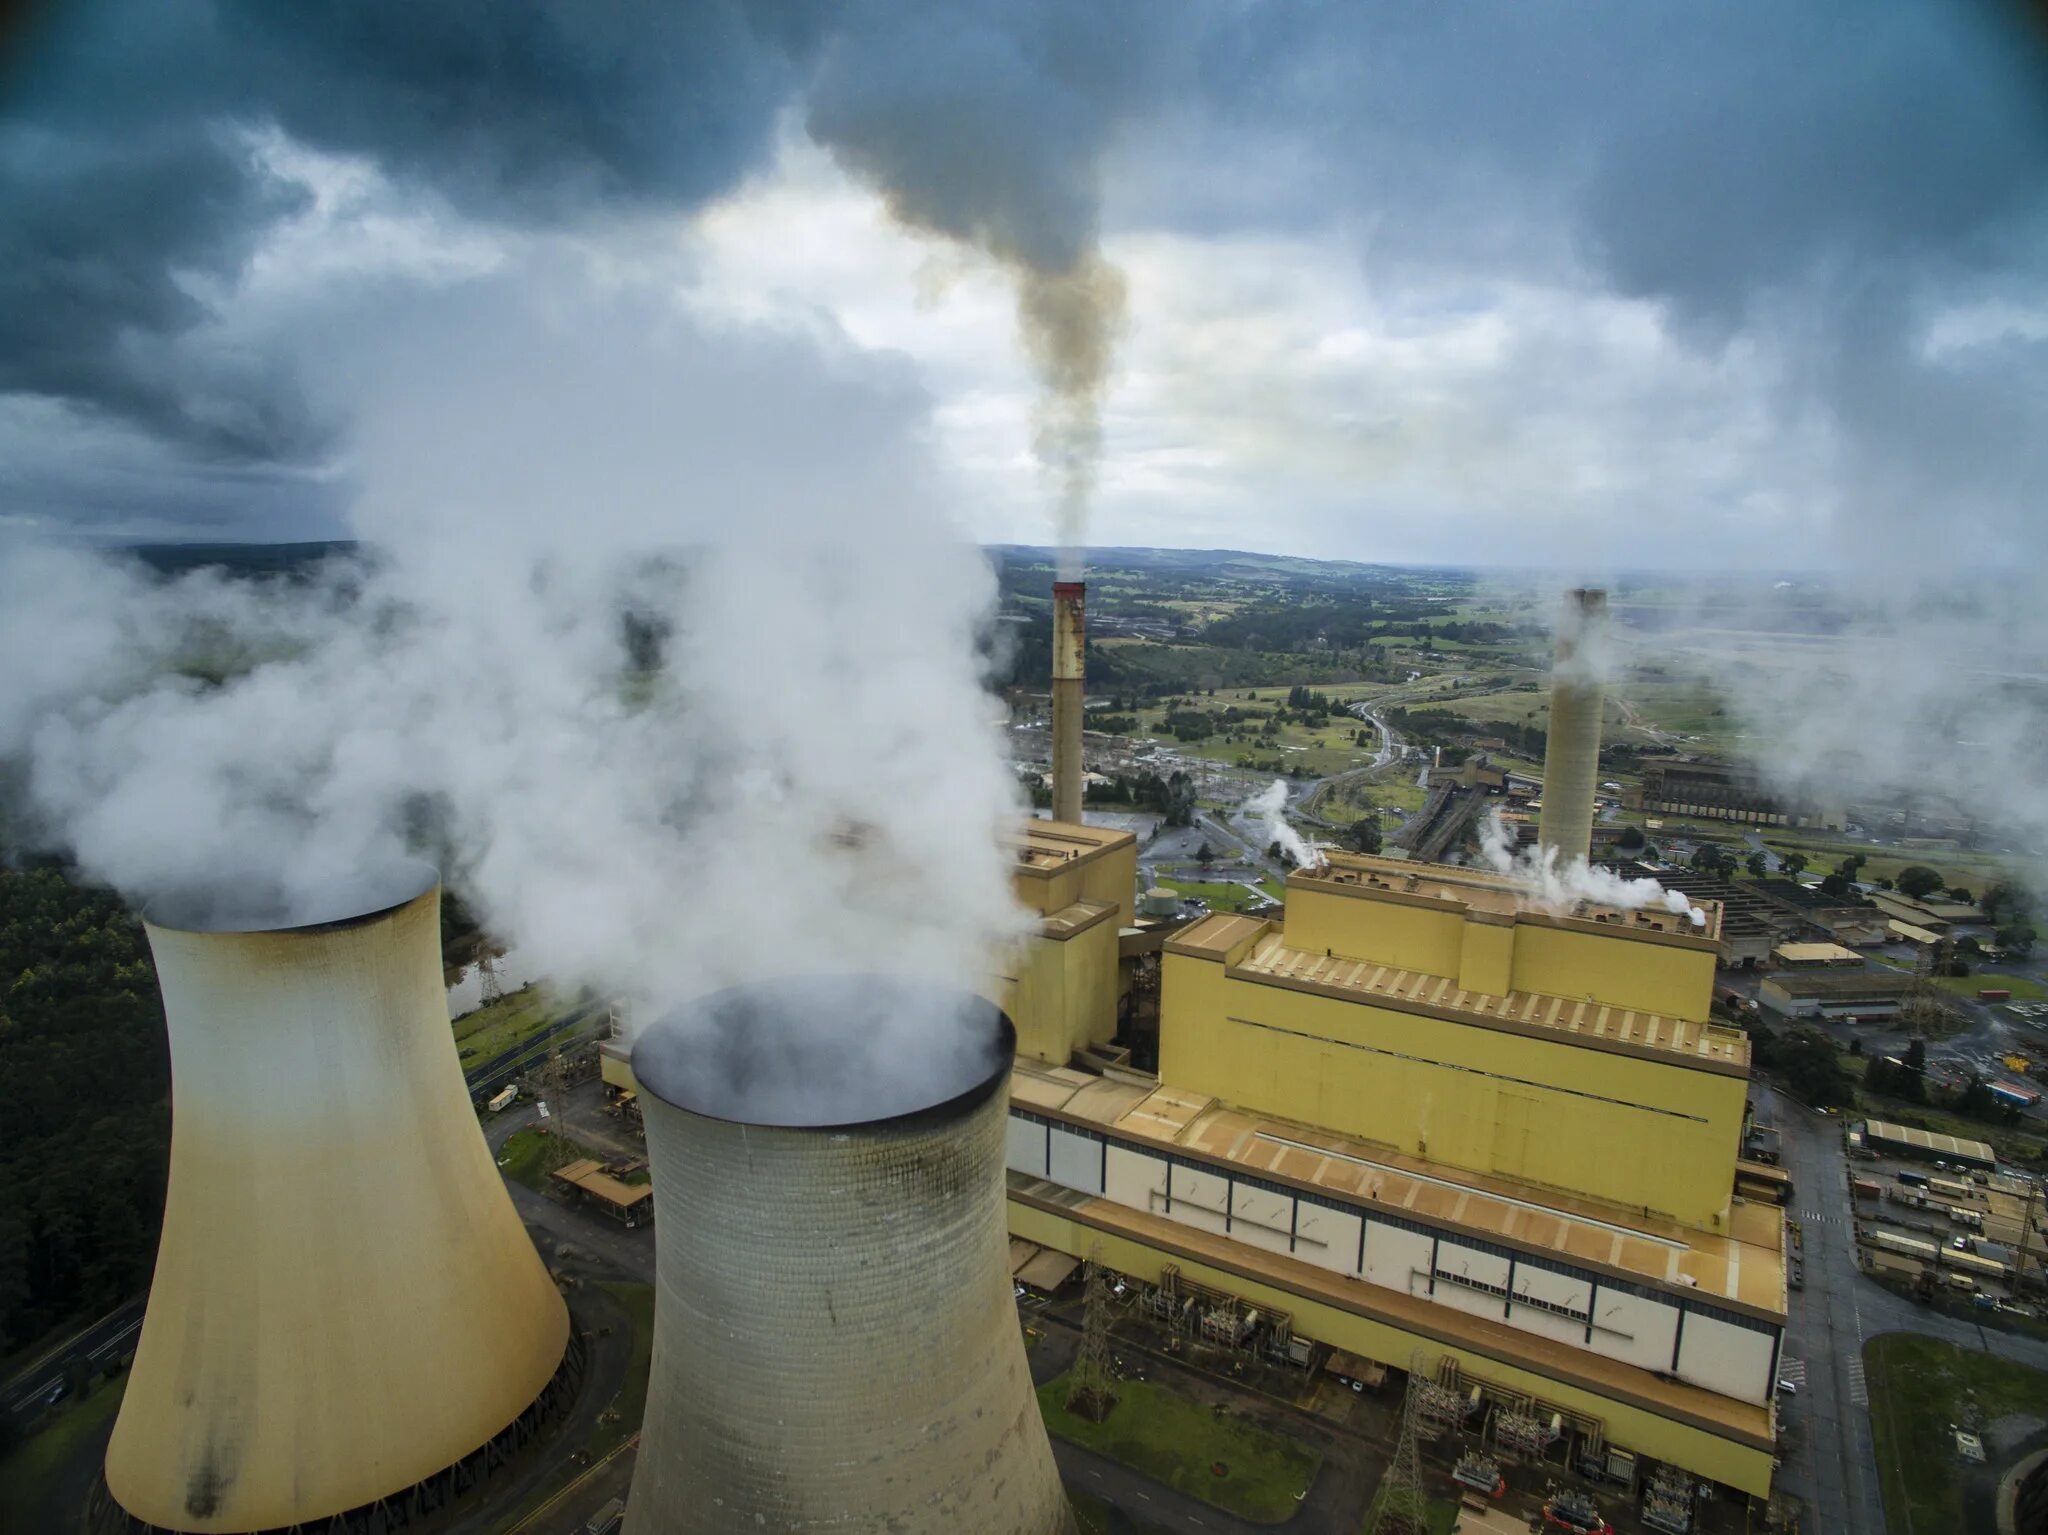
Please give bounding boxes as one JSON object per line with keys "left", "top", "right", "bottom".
{"left": 128, "top": 540, "right": 358, "bottom": 576}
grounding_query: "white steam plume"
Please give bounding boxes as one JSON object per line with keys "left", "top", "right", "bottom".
{"left": 1633, "top": 578, "right": 2048, "bottom": 900}
{"left": 1478, "top": 810, "right": 1705, "bottom": 927}
{"left": 1248, "top": 779, "right": 1320, "bottom": 871}
{"left": 0, "top": 279, "right": 1032, "bottom": 1028}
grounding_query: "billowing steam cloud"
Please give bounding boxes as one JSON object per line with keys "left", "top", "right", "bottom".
{"left": 1636, "top": 580, "right": 2048, "bottom": 896}
{"left": 1479, "top": 810, "right": 1705, "bottom": 927}
{"left": 805, "top": 2, "right": 1165, "bottom": 572}
{"left": 0, "top": 281, "right": 1032, "bottom": 1019}
{"left": 1248, "top": 779, "right": 1320, "bottom": 872}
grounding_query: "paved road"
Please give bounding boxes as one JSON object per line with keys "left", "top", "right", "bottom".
{"left": 1764, "top": 1080, "right": 1885, "bottom": 1535}
{"left": 1760, "top": 1079, "right": 2048, "bottom": 1535}
{"left": 2, "top": 1293, "right": 145, "bottom": 1429}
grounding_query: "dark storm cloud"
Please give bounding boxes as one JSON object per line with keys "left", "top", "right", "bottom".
{"left": 805, "top": 0, "right": 1183, "bottom": 562}
{"left": 0, "top": 0, "right": 828, "bottom": 467}
{"left": 1203, "top": 0, "right": 2048, "bottom": 551}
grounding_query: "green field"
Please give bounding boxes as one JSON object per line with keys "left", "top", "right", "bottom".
{"left": 1157, "top": 878, "right": 1285, "bottom": 914}
{"left": 1864, "top": 1333, "right": 2048, "bottom": 1535}
{"left": 453, "top": 983, "right": 567, "bottom": 1068}
{"left": 1756, "top": 835, "right": 2012, "bottom": 893}
{"left": 1933, "top": 972, "right": 2048, "bottom": 1002}
{"left": 1036, "top": 1371, "right": 1321, "bottom": 1522}
{"left": 589, "top": 1282, "right": 655, "bottom": 1459}
{"left": 496, "top": 1126, "right": 614, "bottom": 1190}
{"left": 0, "top": 1374, "right": 126, "bottom": 1532}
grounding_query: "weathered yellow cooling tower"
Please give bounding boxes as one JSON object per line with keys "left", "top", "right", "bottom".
{"left": 1537, "top": 587, "right": 1608, "bottom": 865}
{"left": 104, "top": 865, "right": 571, "bottom": 1533}
{"left": 627, "top": 976, "right": 1076, "bottom": 1535}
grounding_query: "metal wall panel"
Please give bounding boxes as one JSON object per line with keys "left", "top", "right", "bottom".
{"left": 633, "top": 1064, "right": 1074, "bottom": 1534}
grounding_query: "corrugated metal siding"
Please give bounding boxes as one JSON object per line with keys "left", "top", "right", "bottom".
{"left": 631, "top": 1083, "right": 1075, "bottom": 1534}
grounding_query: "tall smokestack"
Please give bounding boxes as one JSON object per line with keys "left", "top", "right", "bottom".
{"left": 105, "top": 865, "right": 572, "bottom": 1534}
{"left": 1537, "top": 588, "right": 1609, "bottom": 867}
{"left": 627, "top": 977, "right": 1076, "bottom": 1535}
{"left": 1051, "top": 580, "right": 1085, "bottom": 824}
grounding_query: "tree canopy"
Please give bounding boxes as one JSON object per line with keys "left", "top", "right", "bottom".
{"left": 1895, "top": 864, "right": 1945, "bottom": 899}
{"left": 0, "top": 868, "right": 171, "bottom": 1355}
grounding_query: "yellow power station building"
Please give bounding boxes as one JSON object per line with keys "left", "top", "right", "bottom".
{"left": 594, "top": 814, "right": 1783, "bottom": 1500}
{"left": 999, "top": 827, "right": 1784, "bottom": 1502}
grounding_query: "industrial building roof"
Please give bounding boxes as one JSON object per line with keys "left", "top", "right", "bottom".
{"left": 550, "top": 1159, "right": 652, "bottom": 1210}
{"left": 1168, "top": 917, "right": 1749, "bottom": 1074}
{"left": 1862, "top": 1120, "right": 1995, "bottom": 1168}
{"left": 1038, "top": 899, "right": 1117, "bottom": 941}
{"left": 1606, "top": 864, "right": 1790, "bottom": 950}
{"left": 1771, "top": 942, "right": 1864, "bottom": 966}
{"left": 1747, "top": 878, "right": 1877, "bottom": 914}
{"left": 1760, "top": 970, "right": 1911, "bottom": 999}
{"left": 1009, "top": 819, "right": 1135, "bottom": 873}
{"left": 1294, "top": 852, "right": 1724, "bottom": 948}
{"left": 1011, "top": 1060, "right": 1785, "bottom": 1320}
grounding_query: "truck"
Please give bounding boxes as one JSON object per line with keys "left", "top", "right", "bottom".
{"left": 586, "top": 1500, "right": 626, "bottom": 1535}
{"left": 487, "top": 1084, "right": 518, "bottom": 1114}
{"left": 1896, "top": 1170, "right": 1931, "bottom": 1189}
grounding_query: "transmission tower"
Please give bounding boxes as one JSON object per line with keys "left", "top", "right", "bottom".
{"left": 1365, "top": 1358, "right": 1436, "bottom": 1535}
{"left": 477, "top": 949, "right": 505, "bottom": 1007}
{"left": 1065, "top": 1257, "right": 1117, "bottom": 1423}
{"left": 538, "top": 1035, "right": 574, "bottom": 1174}
{"left": 1898, "top": 943, "right": 1960, "bottom": 1036}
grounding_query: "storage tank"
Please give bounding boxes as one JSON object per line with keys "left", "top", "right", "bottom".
{"left": 104, "top": 864, "right": 572, "bottom": 1533}
{"left": 1537, "top": 587, "right": 1608, "bottom": 866}
{"left": 628, "top": 976, "right": 1075, "bottom": 1535}
{"left": 1051, "top": 580, "right": 1086, "bottom": 825}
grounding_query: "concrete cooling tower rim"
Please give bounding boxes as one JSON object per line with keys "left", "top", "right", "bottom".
{"left": 141, "top": 857, "right": 439, "bottom": 934}
{"left": 631, "top": 975, "right": 1015, "bottom": 1131}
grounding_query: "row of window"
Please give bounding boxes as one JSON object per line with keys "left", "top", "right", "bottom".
{"left": 1009, "top": 1105, "right": 1777, "bottom": 1340}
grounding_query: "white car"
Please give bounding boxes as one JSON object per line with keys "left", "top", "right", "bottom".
{"left": 1777, "top": 1378, "right": 1799, "bottom": 1397}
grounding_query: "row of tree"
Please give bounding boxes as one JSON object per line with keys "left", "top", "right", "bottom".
{"left": 0, "top": 869, "right": 173, "bottom": 1356}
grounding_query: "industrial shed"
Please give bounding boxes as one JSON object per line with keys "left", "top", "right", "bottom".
{"left": 1860, "top": 1120, "right": 1996, "bottom": 1171}
{"left": 550, "top": 1159, "right": 654, "bottom": 1226}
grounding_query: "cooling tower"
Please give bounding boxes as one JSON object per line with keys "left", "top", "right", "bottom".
{"left": 104, "top": 864, "right": 572, "bottom": 1534}
{"left": 628, "top": 977, "right": 1076, "bottom": 1535}
{"left": 1051, "top": 579, "right": 1086, "bottom": 824}
{"left": 1537, "top": 587, "right": 1609, "bottom": 866}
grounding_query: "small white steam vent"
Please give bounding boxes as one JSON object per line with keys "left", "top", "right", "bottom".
{"left": 628, "top": 977, "right": 1076, "bottom": 1535}
{"left": 103, "top": 863, "right": 572, "bottom": 1534}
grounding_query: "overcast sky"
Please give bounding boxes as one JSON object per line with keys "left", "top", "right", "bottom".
{"left": 3, "top": 0, "right": 2044, "bottom": 570}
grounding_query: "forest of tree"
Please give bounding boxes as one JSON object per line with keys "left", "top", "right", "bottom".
{"left": 0, "top": 868, "right": 172, "bottom": 1357}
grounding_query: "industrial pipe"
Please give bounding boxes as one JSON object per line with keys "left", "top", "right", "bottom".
{"left": 1051, "top": 580, "right": 1086, "bottom": 825}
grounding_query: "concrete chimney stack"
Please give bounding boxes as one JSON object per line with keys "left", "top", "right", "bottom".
{"left": 1537, "top": 588, "right": 1609, "bottom": 867}
{"left": 104, "top": 865, "right": 572, "bottom": 1534}
{"left": 1051, "top": 580, "right": 1086, "bottom": 824}
{"left": 627, "top": 977, "right": 1076, "bottom": 1535}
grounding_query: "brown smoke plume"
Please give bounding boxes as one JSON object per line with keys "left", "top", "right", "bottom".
{"left": 801, "top": 2, "right": 1164, "bottom": 574}
{"left": 1018, "top": 254, "right": 1126, "bottom": 577}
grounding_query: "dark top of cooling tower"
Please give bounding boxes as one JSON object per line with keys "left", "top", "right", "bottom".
{"left": 143, "top": 859, "right": 439, "bottom": 935}
{"left": 631, "top": 975, "right": 1016, "bottom": 1130}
